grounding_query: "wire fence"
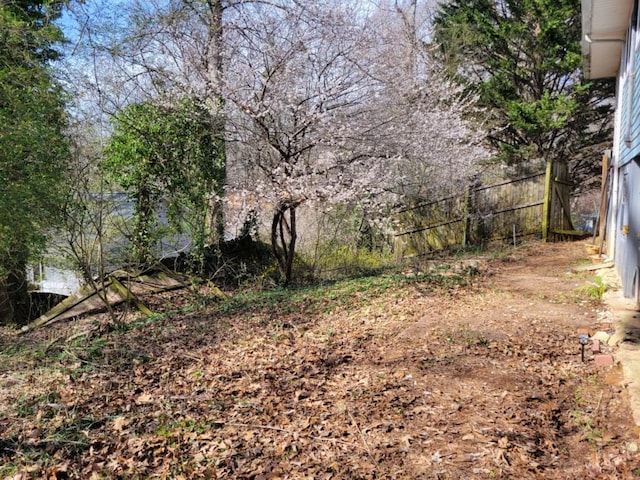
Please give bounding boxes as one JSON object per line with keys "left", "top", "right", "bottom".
{"left": 395, "top": 172, "right": 546, "bottom": 253}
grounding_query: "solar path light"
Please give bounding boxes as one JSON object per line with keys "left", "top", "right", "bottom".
{"left": 579, "top": 334, "right": 590, "bottom": 362}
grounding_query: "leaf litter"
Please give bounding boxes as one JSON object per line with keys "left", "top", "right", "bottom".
{"left": 1, "top": 240, "right": 639, "bottom": 479}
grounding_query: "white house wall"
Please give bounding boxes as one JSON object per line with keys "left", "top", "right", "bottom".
{"left": 609, "top": 68, "right": 623, "bottom": 262}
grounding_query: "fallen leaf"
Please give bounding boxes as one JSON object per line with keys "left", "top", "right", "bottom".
{"left": 112, "top": 416, "right": 131, "bottom": 432}
{"left": 135, "top": 393, "right": 154, "bottom": 405}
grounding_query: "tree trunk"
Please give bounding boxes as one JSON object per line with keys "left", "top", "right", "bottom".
{"left": 0, "top": 268, "right": 30, "bottom": 326}
{"left": 134, "top": 182, "right": 155, "bottom": 266}
{"left": 0, "top": 277, "right": 12, "bottom": 325}
{"left": 205, "top": 0, "right": 227, "bottom": 244}
{"left": 271, "top": 201, "right": 299, "bottom": 285}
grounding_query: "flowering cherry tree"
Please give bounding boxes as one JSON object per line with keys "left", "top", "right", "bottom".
{"left": 225, "top": 0, "right": 491, "bottom": 282}
{"left": 63, "top": 0, "right": 491, "bottom": 283}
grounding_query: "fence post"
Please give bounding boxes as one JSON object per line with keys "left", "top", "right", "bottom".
{"left": 462, "top": 184, "right": 472, "bottom": 247}
{"left": 542, "top": 159, "right": 553, "bottom": 242}
{"left": 598, "top": 152, "right": 610, "bottom": 245}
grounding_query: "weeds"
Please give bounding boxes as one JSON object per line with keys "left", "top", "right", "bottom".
{"left": 15, "top": 393, "right": 48, "bottom": 417}
{"left": 570, "top": 410, "right": 603, "bottom": 445}
{"left": 155, "top": 416, "right": 222, "bottom": 438}
{"left": 217, "top": 268, "right": 476, "bottom": 319}
{"left": 0, "top": 410, "right": 96, "bottom": 477}
{"left": 577, "top": 275, "right": 607, "bottom": 300}
{"left": 304, "top": 239, "right": 394, "bottom": 282}
{"left": 122, "top": 312, "right": 168, "bottom": 331}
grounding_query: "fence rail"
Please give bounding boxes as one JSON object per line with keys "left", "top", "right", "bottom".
{"left": 395, "top": 172, "right": 546, "bottom": 252}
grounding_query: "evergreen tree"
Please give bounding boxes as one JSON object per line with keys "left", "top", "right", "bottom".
{"left": 433, "top": 0, "right": 614, "bottom": 188}
{"left": 0, "top": 1, "right": 70, "bottom": 324}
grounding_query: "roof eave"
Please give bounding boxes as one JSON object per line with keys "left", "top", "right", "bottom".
{"left": 581, "top": 0, "right": 633, "bottom": 79}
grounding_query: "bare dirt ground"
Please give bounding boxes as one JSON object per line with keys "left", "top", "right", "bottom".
{"left": 1, "top": 239, "right": 640, "bottom": 479}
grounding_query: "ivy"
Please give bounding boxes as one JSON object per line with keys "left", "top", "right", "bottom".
{"left": 103, "top": 98, "right": 225, "bottom": 270}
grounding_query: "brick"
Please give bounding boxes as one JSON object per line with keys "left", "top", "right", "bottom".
{"left": 592, "top": 339, "right": 601, "bottom": 353}
{"left": 594, "top": 354, "right": 614, "bottom": 367}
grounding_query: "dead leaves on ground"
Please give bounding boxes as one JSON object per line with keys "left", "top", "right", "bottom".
{"left": 2, "top": 241, "right": 640, "bottom": 479}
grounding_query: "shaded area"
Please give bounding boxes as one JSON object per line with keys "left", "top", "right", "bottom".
{"left": 21, "top": 270, "right": 189, "bottom": 333}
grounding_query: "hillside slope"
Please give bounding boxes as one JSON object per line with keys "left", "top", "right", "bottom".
{"left": 1, "top": 240, "right": 638, "bottom": 479}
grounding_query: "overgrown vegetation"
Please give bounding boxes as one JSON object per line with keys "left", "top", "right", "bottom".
{"left": 0, "top": 0, "right": 70, "bottom": 324}
{"left": 578, "top": 275, "right": 608, "bottom": 300}
{"left": 3, "top": 0, "right": 615, "bottom": 325}
{"left": 104, "top": 99, "right": 225, "bottom": 270}
{"left": 218, "top": 266, "right": 476, "bottom": 317}
{"left": 0, "top": 241, "right": 637, "bottom": 479}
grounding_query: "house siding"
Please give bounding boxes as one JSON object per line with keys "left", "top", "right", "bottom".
{"left": 613, "top": 3, "right": 640, "bottom": 301}
{"left": 614, "top": 165, "right": 640, "bottom": 299}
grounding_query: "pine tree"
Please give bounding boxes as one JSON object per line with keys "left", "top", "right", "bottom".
{"left": 433, "top": 0, "right": 614, "bottom": 188}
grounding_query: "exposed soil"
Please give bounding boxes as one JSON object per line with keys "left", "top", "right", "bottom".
{"left": 1, "top": 239, "right": 640, "bottom": 479}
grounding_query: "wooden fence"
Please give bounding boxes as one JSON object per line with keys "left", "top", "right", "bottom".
{"left": 395, "top": 172, "right": 547, "bottom": 253}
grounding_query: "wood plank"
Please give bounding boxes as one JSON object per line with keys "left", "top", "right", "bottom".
{"left": 550, "top": 229, "right": 585, "bottom": 236}
{"left": 22, "top": 281, "right": 122, "bottom": 332}
{"left": 598, "top": 153, "right": 611, "bottom": 254}
{"left": 572, "top": 261, "right": 614, "bottom": 272}
{"left": 542, "top": 159, "right": 553, "bottom": 241}
{"left": 21, "top": 271, "right": 190, "bottom": 333}
{"left": 109, "top": 276, "right": 153, "bottom": 316}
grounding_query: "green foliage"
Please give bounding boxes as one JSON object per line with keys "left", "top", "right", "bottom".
{"left": 570, "top": 410, "right": 603, "bottom": 445}
{"left": 305, "top": 206, "right": 392, "bottom": 281}
{"left": 0, "top": 1, "right": 70, "bottom": 322}
{"left": 218, "top": 275, "right": 398, "bottom": 316}
{"left": 306, "top": 245, "right": 391, "bottom": 280}
{"left": 218, "top": 267, "right": 476, "bottom": 317}
{"left": 578, "top": 275, "right": 607, "bottom": 300}
{"left": 433, "top": 0, "right": 615, "bottom": 185}
{"left": 103, "top": 98, "right": 225, "bottom": 269}
{"left": 0, "top": 1, "right": 69, "bottom": 274}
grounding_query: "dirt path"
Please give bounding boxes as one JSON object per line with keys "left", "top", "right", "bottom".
{"left": 1, "top": 239, "right": 639, "bottom": 479}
